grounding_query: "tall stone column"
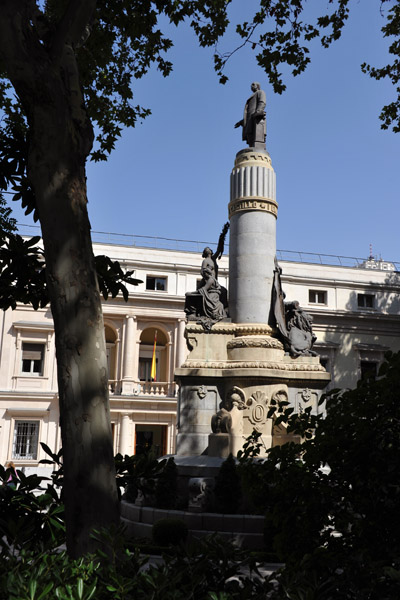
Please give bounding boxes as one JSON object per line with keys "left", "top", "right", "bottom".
{"left": 121, "top": 315, "right": 137, "bottom": 394}
{"left": 229, "top": 149, "right": 277, "bottom": 324}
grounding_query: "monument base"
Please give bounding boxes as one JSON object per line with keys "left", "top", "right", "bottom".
{"left": 175, "top": 323, "right": 330, "bottom": 458}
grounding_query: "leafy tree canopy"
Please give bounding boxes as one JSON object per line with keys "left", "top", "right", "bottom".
{"left": 0, "top": 0, "right": 398, "bottom": 310}
{"left": 1, "top": 1, "right": 399, "bottom": 204}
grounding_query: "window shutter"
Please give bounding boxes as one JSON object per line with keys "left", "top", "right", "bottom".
{"left": 22, "top": 344, "right": 43, "bottom": 360}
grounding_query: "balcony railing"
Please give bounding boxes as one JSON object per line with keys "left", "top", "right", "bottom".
{"left": 138, "top": 381, "right": 177, "bottom": 397}
{"left": 17, "top": 223, "right": 400, "bottom": 270}
{"left": 109, "top": 380, "right": 122, "bottom": 395}
{"left": 108, "top": 380, "right": 177, "bottom": 397}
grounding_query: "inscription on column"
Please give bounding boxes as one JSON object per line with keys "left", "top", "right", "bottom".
{"left": 228, "top": 198, "right": 278, "bottom": 218}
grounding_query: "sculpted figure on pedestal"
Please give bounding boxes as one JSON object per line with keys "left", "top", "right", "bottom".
{"left": 285, "top": 301, "right": 317, "bottom": 357}
{"left": 211, "top": 387, "right": 246, "bottom": 436}
{"left": 184, "top": 223, "right": 229, "bottom": 330}
{"left": 272, "top": 258, "right": 317, "bottom": 357}
{"left": 235, "top": 82, "right": 267, "bottom": 150}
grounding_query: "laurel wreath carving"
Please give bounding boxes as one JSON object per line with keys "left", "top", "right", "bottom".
{"left": 227, "top": 337, "right": 283, "bottom": 350}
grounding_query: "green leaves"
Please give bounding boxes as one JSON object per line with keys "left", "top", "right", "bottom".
{"left": 95, "top": 254, "right": 142, "bottom": 301}
{"left": 78, "top": 0, "right": 230, "bottom": 161}
{"left": 0, "top": 236, "right": 142, "bottom": 311}
{"left": 0, "top": 464, "right": 65, "bottom": 555}
{"left": 213, "top": 0, "right": 400, "bottom": 132}
{"left": 0, "top": 233, "right": 48, "bottom": 310}
{"left": 362, "top": 0, "right": 400, "bottom": 132}
{"left": 114, "top": 449, "right": 167, "bottom": 502}
{"left": 238, "top": 351, "right": 400, "bottom": 596}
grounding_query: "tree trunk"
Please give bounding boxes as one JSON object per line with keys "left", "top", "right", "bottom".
{"left": 31, "top": 153, "right": 120, "bottom": 558}
{"left": 0, "top": 1, "right": 119, "bottom": 557}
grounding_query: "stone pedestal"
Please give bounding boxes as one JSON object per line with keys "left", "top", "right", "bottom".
{"left": 175, "top": 323, "right": 330, "bottom": 457}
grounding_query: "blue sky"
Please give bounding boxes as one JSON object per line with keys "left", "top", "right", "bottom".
{"left": 12, "top": 1, "right": 400, "bottom": 261}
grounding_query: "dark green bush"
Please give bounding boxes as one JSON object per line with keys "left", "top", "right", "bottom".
{"left": 237, "top": 351, "right": 400, "bottom": 596}
{"left": 0, "top": 534, "right": 273, "bottom": 600}
{"left": 155, "top": 457, "right": 178, "bottom": 509}
{"left": 0, "top": 444, "right": 65, "bottom": 554}
{"left": 115, "top": 449, "right": 166, "bottom": 503}
{"left": 152, "top": 518, "right": 188, "bottom": 547}
{"left": 214, "top": 453, "right": 242, "bottom": 514}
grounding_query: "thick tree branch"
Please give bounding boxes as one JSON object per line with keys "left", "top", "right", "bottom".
{"left": 50, "top": 0, "right": 97, "bottom": 62}
{"left": 0, "top": 1, "right": 47, "bottom": 94}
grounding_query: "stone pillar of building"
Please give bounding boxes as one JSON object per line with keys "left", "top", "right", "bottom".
{"left": 165, "top": 341, "right": 172, "bottom": 380}
{"left": 119, "top": 413, "right": 132, "bottom": 456}
{"left": 229, "top": 149, "right": 277, "bottom": 324}
{"left": 121, "top": 315, "right": 137, "bottom": 394}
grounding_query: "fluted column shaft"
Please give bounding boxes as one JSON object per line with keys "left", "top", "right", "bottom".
{"left": 229, "top": 149, "right": 277, "bottom": 324}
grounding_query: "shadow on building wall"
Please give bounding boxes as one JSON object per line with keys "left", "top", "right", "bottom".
{"left": 314, "top": 270, "right": 400, "bottom": 392}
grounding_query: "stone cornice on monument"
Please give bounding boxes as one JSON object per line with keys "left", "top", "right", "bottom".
{"left": 233, "top": 149, "right": 272, "bottom": 168}
{"left": 184, "top": 322, "right": 275, "bottom": 336}
{"left": 179, "top": 360, "right": 326, "bottom": 373}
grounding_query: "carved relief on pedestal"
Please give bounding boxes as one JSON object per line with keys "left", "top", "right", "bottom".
{"left": 301, "top": 388, "right": 312, "bottom": 403}
{"left": 188, "top": 477, "right": 214, "bottom": 512}
{"left": 295, "top": 387, "right": 319, "bottom": 413}
{"left": 211, "top": 386, "right": 246, "bottom": 436}
{"left": 197, "top": 385, "right": 207, "bottom": 399}
{"left": 227, "top": 337, "right": 283, "bottom": 350}
{"left": 246, "top": 390, "right": 270, "bottom": 432}
{"left": 272, "top": 388, "right": 289, "bottom": 405}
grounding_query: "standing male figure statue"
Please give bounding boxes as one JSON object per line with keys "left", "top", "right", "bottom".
{"left": 235, "top": 82, "right": 266, "bottom": 150}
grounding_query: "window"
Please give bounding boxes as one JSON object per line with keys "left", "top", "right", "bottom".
{"left": 139, "top": 357, "right": 158, "bottom": 381}
{"left": 309, "top": 290, "right": 327, "bottom": 304}
{"left": 21, "top": 343, "right": 44, "bottom": 375}
{"left": 12, "top": 421, "right": 39, "bottom": 460}
{"left": 360, "top": 360, "right": 378, "bottom": 380}
{"left": 357, "top": 293, "right": 375, "bottom": 309}
{"left": 146, "top": 276, "right": 167, "bottom": 291}
{"left": 135, "top": 424, "right": 167, "bottom": 457}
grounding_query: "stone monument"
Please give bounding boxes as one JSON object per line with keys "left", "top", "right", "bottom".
{"left": 175, "top": 82, "right": 330, "bottom": 458}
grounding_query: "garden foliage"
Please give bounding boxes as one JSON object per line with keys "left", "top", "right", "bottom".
{"left": 2, "top": 352, "right": 400, "bottom": 597}
{"left": 237, "top": 350, "right": 400, "bottom": 597}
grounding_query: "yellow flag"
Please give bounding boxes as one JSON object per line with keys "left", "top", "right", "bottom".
{"left": 150, "top": 330, "right": 157, "bottom": 381}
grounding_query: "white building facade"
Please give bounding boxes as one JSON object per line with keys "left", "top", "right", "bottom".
{"left": 1, "top": 237, "right": 399, "bottom": 471}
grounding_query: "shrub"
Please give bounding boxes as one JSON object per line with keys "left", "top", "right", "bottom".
{"left": 155, "top": 457, "right": 178, "bottom": 509}
{"left": 214, "top": 453, "right": 241, "bottom": 514}
{"left": 237, "top": 351, "right": 400, "bottom": 595}
{"left": 0, "top": 444, "right": 65, "bottom": 554}
{"left": 152, "top": 518, "right": 188, "bottom": 547}
{"left": 115, "top": 450, "right": 167, "bottom": 503}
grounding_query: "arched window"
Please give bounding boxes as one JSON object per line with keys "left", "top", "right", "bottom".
{"left": 138, "top": 327, "right": 172, "bottom": 395}
{"left": 139, "top": 327, "right": 167, "bottom": 381}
